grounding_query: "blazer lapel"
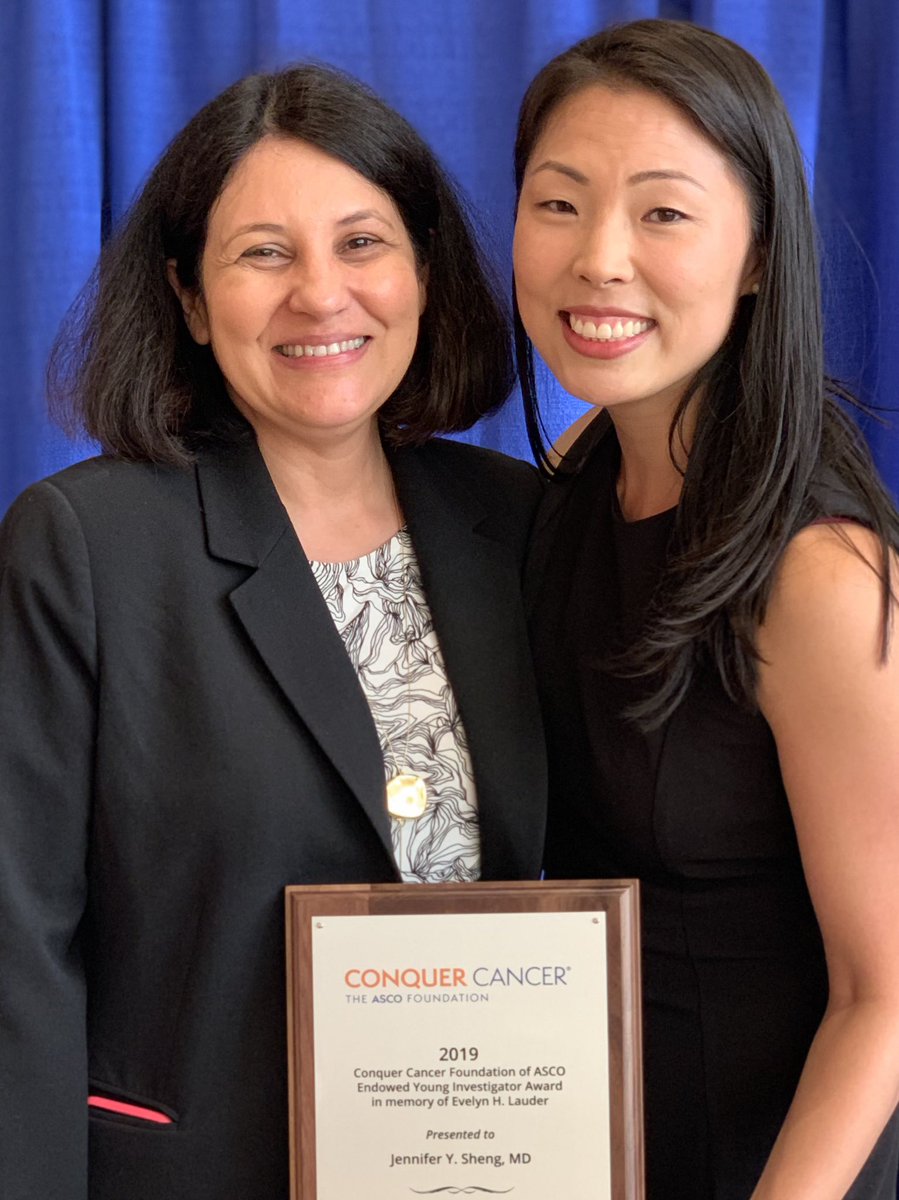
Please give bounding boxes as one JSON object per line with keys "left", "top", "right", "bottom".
{"left": 391, "top": 446, "right": 545, "bottom": 881}
{"left": 196, "top": 440, "right": 394, "bottom": 866}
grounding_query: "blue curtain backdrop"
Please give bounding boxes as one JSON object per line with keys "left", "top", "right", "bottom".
{"left": 2, "top": 0, "right": 898, "bottom": 517}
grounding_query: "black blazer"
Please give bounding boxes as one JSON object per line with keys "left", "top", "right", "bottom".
{"left": 0, "top": 436, "right": 546, "bottom": 1200}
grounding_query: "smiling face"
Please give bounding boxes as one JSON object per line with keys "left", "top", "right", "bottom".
{"left": 513, "top": 84, "right": 758, "bottom": 426}
{"left": 173, "top": 135, "right": 426, "bottom": 448}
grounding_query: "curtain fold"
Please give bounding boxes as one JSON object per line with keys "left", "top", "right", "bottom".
{"left": 3, "top": 0, "right": 897, "bottom": 513}
{"left": 816, "top": 0, "right": 899, "bottom": 488}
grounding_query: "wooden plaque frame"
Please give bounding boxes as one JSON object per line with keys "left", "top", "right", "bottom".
{"left": 285, "top": 879, "right": 644, "bottom": 1199}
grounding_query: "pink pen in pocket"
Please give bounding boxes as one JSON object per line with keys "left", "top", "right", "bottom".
{"left": 88, "top": 1094, "right": 174, "bottom": 1125}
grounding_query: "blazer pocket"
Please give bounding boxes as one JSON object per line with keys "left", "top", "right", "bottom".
{"left": 88, "top": 1086, "right": 177, "bottom": 1127}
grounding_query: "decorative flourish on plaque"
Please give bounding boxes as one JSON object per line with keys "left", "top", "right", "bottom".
{"left": 410, "top": 1188, "right": 514, "bottom": 1195}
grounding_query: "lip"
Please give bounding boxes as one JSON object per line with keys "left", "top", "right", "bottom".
{"left": 559, "top": 312, "right": 654, "bottom": 360}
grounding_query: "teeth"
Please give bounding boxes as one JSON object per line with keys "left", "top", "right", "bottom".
{"left": 277, "top": 337, "right": 366, "bottom": 358}
{"left": 568, "top": 315, "right": 651, "bottom": 342}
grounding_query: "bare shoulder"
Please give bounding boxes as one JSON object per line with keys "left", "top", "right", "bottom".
{"left": 775, "top": 520, "right": 887, "bottom": 582}
{"left": 758, "top": 523, "right": 894, "bottom": 662}
{"left": 756, "top": 522, "right": 898, "bottom": 729}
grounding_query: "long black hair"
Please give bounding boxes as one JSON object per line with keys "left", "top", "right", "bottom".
{"left": 50, "top": 64, "right": 513, "bottom": 463}
{"left": 514, "top": 18, "right": 899, "bottom": 724}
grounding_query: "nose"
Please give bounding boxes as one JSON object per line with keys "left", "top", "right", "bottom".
{"left": 284, "top": 250, "right": 348, "bottom": 317}
{"left": 571, "top": 215, "right": 635, "bottom": 288}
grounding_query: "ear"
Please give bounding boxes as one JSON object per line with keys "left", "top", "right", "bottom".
{"left": 166, "top": 259, "right": 211, "bottom": 345}
{"left": 417, "top": 261, "right": 429, "bottom": 316}
{"left": 740, "top": 248, "right": 763, "bottom": 298}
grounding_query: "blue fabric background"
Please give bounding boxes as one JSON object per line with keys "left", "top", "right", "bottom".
{"left": 2, "top": 0, "right": 898, "bottom": 516}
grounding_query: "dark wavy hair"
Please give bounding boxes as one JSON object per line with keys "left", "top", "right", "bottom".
{"left": 50, "top": 64, "right": 513, "bottom": 462}
{"left": 514, "top": 18, "right": 899, "bottom": 724}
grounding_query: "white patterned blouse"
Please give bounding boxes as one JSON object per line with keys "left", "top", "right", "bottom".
{"left": 309, "top": 528, "right": 480, "bottom": 883}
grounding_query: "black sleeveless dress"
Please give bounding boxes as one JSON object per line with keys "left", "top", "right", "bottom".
{"left": 527, "top": 418, "right": 899, "bottom": 1199}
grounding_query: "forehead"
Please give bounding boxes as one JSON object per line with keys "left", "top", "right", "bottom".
{"left": 208, "top": 135, "right": 396, "bottom": 228}
{"left": 531, "top": 83, "right": 740, "bottom": 188}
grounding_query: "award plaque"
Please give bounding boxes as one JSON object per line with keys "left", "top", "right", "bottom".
{"left": 285, "top": 880, "right": 643, "bottom": 1199}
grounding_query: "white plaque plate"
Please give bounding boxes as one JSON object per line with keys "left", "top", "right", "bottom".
{"left": 311, "top": 910, "right": 611, "bottom": 1199}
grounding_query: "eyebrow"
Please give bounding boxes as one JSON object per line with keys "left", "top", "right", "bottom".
{"left": 225, "top": 222, "right": 288, "bottom": 240}
{"left": 529, "top": 161, "right": 706, "bottom": 192}
{"left": 530, "top": 160, "right": 590, "bottom": 185}
{"left": 628, "top": 169, "right": 706, "bottom": 191}
{"left": 336, "top": 209, "right": 393, "bottom": 227}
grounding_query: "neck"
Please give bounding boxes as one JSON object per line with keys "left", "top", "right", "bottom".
{"left": 611, "top": 398, "right": 692, "bottom": 522}
{"left": 255, "top": 420, "right": 402, "bottom": 562}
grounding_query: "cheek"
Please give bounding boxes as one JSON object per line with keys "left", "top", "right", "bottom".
{"left": 514, "top": 226, "right": 573, "bottom": 327}
{"left": 658, "top": 249, "right": 743, "bottom": 317}
{"left": 698, "top": 260, "right": 750, "bottom": 329}
{"left": 205, "top": 281, "right": 272, "bottom": 341}
{"left": 702, "top": 227, "right": 755, "bottom": 296}
{"left": 369, "top": 270, "right": 423, "bottom": 328}
{"left": 513, "top": 238, "right": 551, "bottom": 333}
{"left": 512, "top": 223, "right": 544, "bottom": 294}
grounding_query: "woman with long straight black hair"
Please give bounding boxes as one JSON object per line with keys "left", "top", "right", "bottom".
{"left": 515, "top": 19, "right": 899, "bottom": 1199}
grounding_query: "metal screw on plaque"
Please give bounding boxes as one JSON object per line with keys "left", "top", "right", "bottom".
{"left": 593, "top": 918, "right": 600, "bottom": 924}
{"left": 315, "top": 922, "right": 324, "bottom": 929}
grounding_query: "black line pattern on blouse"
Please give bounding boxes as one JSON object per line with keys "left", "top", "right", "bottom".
{"left": 310, "top": 531, "right": 480, "bottom": 883}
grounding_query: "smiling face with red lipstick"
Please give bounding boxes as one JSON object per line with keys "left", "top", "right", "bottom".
{"left": 514, "top": 83, "right": 758, "bottom": 429}
{"left": 176, "top": 135, "right": 426, "bottom": 450}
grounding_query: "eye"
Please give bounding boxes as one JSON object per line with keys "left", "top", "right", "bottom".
{"left": 645, "top": 207, "right": 687, "bottom": 224}
{"left": 538, "top": 199, "right": 577, "bottom": 215}
{"left": 241, "top": 246, "right": 288, "bottom": 261}
{"left": 343, "top": 235, "right": 381, "bottom": 252}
